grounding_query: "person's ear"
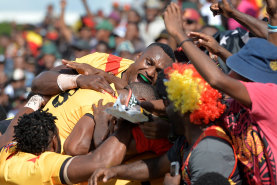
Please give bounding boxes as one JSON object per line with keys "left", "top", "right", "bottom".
{"left": 135, "top": 52, "right": 142, "bottom": 61}
{"left": 138, "top": 97, "right": 146, "bottom": 102}
{"left": 52, "top": 135, "right": 60, "bottom": 153}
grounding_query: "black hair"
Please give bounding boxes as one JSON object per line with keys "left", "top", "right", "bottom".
{"left": 126, "top": 82, "right": 158, "bottom": 101}
{"left": 13, "top": 109, "right": 58, "bottom": 155}
{"left": 155, "top": 70, "right": 167, "bottom": 100}
{"left": 147, "top": 43, "right": 175, "bottom": 62}
{"left": 194, "top": 172, "right": 230, "bottom": 185}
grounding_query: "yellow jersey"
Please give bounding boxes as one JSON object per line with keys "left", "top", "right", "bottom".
{"left": 43, "top": 52, "right": 133, "bottom": 152}
{"left": 75, "top": 52, "right": 134, "bottom": 78}
{"left": 0, "top": 142, "right": 71, "bottom": 185}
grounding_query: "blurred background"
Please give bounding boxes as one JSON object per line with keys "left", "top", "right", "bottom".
{"left": 0, "top": 0, "right": 265, "bottom": 120}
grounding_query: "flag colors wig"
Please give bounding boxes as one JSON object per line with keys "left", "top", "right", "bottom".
{"left": 164, "top": 63, "right": 226, "bottom": 124}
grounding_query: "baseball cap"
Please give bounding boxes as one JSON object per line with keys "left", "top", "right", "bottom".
{"left": 226, "top": 38, "right": 277, "bottom": 84}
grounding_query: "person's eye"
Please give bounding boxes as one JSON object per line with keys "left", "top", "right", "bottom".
{"left": 146, "top": 60, "right": 152, "bottom": 66}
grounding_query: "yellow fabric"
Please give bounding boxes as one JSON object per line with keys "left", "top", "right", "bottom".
{"left": 44, "top": 52, "right": 133, "bottom": 153}
{"left": 75, "top": 52, "right": 134, "bottom": 78}
{"left": 43, "top": 87, "right": 117, "bottom": 152}
{"left": 0, "top": 143, "right": 71, "bottom": 185}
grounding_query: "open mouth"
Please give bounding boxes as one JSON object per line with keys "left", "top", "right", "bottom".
{"left": 137, "top": 73, "right": 151, "bottom": 84}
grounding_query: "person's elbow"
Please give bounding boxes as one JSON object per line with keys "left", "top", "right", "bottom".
{"left": 64, "top": 141, "right": 90, "bottom": 156}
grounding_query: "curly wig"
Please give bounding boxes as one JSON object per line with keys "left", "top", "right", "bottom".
{"left": 164, "top": 63, "right": 226, "bottom": 124}
{"left": 13, "top": 109, "right": 57, "bottom": 154}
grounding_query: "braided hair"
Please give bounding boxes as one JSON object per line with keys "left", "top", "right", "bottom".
{"left": 13, "top": 109, "right": 57, "bottom": 154}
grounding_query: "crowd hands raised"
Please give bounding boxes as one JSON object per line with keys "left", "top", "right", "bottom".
{"left": 0, "top": 0, "right": 277, "bottom": 184}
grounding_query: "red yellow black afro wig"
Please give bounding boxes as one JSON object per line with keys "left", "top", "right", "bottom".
{"left": 164, "top": 63, "right": 226, "bottom": 124}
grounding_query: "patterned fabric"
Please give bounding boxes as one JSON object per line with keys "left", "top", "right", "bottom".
{"left": 222, "top": 100, "right": 276, "bottom": 185}
{"left": 180, "top": 126, "right": 239, "bottom": 185}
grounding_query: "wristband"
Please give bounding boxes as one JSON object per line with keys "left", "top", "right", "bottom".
{"left": 268, "top": 28, "right": 277, "bottom": 33}
{"left": 178, "top": 38, "right": 193, "bottom": 47}
{"left": 24, "top": 95, "right": 44, "bottom": 111}
{"left": 268, "top": 24, "right": 277, "bottom": 29}
{"left": 57, "top": 74, "right": 81, "bottom": 91}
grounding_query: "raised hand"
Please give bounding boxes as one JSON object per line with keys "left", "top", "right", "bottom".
{"left": 60, "top": 0, "right": 66, "bottom": 9}
{"left": 188, "top": 32, "right": 221, "bottom": 55}
{"left": 210, "top": 0, "right": 235, "bottom": 18}
{"left": 92, "top": 99, "right": 114, "bottom": 147}
{"left": 164, "top": 3, "right": 185, "bottom": 43}
{"left": 88, "top": 168, "right": 117, "bottom": 185}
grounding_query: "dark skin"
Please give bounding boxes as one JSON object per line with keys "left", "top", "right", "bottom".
{"left": 210, "top": 0, "right": 267, "bottom": 39}
{"left": 64, "top": 87, "right": 170, "bottom": 156}
{"left": 0, "top": 106, "right": 133, "bottom": 184}
{"left": 31, "top": 46, "right": 173, "bottom": 96}
{"left": 164, "top": 3, "right": 252, "bottom": 108}
{"left": 88, "top": 101, "right": 201, "bottom": 185}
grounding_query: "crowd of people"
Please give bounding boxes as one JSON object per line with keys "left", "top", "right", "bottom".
{"left": 0, "top": 0, "right": 276, "bottom": 184}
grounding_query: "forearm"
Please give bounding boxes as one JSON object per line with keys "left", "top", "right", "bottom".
{"left": 216, "top": 46, "right": 232, "bottom": 63}
{"left": 82, "top": 0, "right": 93, "bottom": 17}
{"left": 68, "top": 125, "right": 132, "bottom": 183}
{"left": 32, "top": 71, "right": 61, "bottom": 95}
{"left": 0, "top": 107, "right": 34, "bottom": 148}
{"left": 111, "top": 154, "right": 169, "bottom": 181}
{"left": 176, "top": 34, "right": 227, "bottom": 90}
{"left": 229, "top": 9, "right": 267, "bottom": 38}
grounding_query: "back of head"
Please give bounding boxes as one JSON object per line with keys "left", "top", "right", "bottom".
{"left": 13, "top": 109, "right": 57, "bottom": 155}
{"left": 127, "top": 82, "right": 158, "bottom": 101}
{"left": 194, "top": 172, "right": 230, "bottom": 185}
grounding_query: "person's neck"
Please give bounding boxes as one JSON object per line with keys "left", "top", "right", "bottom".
{"left": 185, "top": 123, "right": 204, "bottom": 146}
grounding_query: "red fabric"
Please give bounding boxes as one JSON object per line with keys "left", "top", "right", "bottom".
{"left": 132, "top": 127, "right": 173, "bottom": 155}
{"left": 105, "top": 54, "right": 122, "bottom": 75}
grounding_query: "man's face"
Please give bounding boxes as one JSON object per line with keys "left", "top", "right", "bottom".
{"left": 128, "top": 46, "right": 173, "bottom": 85}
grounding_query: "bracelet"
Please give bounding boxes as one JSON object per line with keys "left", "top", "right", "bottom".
{"left": 268, "top": 29, "right": 277, "bottom": 33}
{"left": 268, "top": 24, "right": 277, "bottom": 29}
{"left": 178, "top": 38, "right": 193, "bottom": 47}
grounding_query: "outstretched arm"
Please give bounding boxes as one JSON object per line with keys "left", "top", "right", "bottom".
{"left": 164, "top": 3, "right": 251, "bottom": 108}
{"left": 66, "top": 123, "right": 133, "bottom": 183}
{"left": 81, "top": 0, "right": 93, "bottom": 18}
{"left": 189, "top": 32, "right": 232, "bottom": 63}
{"left": 31, "top": 62, "right": 115, "bottom": 96}
{"left": 265, "top": 0, "right": 277, "bottom": 45}
{"left": 210, "top": 0, "right": 267, "bottom": 38}
{"left": 58, "top": 0, "right": 73, "bottom": 43}
{"left": 89, "top": 154, "right": 170, "bottom": 185}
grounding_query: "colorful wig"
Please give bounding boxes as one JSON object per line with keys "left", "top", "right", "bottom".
{"left": 164, "top": 63, "right": 226, "bottom": 124}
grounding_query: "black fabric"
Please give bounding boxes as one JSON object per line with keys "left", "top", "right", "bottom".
{"left": 0, "top": 119, "right": 12, "bottom": 134}
{"left": 167, "top": 136, "right": 188, "bottom": 163}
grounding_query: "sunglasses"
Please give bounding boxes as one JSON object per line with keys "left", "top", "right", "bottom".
{"left": 184, "top": 19, "right": 196, "bottom": 25}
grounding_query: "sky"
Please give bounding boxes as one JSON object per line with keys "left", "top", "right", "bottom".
{"left": 0, "top": 0, "right": 133, "bottom": 24}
